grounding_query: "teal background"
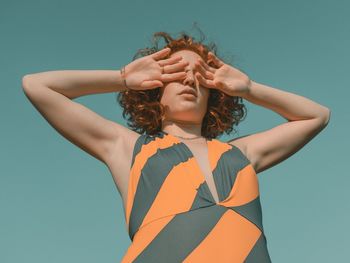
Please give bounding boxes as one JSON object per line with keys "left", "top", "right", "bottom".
{"left": 1, "top": 0, "right": 347, "bottom": 262}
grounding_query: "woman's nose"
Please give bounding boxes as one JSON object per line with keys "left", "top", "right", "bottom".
{"left": 183, "top": 69, "right": 195, "bottom": 86}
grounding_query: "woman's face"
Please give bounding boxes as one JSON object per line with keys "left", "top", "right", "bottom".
{"left": 159, "top": 49, "right": 210, "bottom": 124}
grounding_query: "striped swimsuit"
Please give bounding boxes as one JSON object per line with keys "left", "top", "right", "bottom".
{"left": 121, "top": 130, "right": 271, "bottom": 262}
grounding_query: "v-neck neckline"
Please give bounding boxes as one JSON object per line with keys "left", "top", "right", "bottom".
{"left": 159, "top": 130, "right": 220, "bottom": 204}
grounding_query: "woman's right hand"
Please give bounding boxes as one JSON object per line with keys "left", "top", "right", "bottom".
{"left": 121, "top": 47, "right": 189, "bottom": 91}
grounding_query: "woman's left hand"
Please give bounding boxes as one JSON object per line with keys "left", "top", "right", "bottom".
{"left": 195, "top": 52, "right": 252, "bottom": 97}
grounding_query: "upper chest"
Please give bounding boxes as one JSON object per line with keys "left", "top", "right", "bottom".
{"left": 184, "top": 142, "right": 220, "bottom": 203}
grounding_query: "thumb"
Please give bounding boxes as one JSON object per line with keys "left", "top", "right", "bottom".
{"left": 141, "top": 80, "right": 164, "bottom": 90}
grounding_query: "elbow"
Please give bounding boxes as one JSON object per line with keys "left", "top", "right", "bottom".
{"left": 324, "top": 108, "right": 331, "bottom": 125}
{"left": 320, "top": 108, "right": 331, "bottom": 127}
{"left": 22, "top": 74, "right": 42, "bottom": 94}
{"left": 21, "top": 74, "right": 45, "bottom": 100}
{"left": 22, "top": 74, "right": 34, "bottom": 91}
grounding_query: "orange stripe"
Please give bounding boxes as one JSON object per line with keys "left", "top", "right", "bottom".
{"left": 219, "top": 164, "right": 259, "bottom": 207}
{"left": 208, "top": 139, "right": 233, "bottom": 172}
{"left": 183, "top": 209, "right": 261, "bottom": 263}
{"left": 220, "top": 164, "right": 259, "bottom": 207}
{"left": 121, "top": 214, "right": 176, "bottom": 263}
{"left": 139, "top": 157, "right": 204, "bottom": 231}
{"left": 125, "top": 136, "right": 174, "bottom": 227}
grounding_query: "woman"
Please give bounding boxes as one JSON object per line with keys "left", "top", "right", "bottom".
{"left": 22, "top": 31, "right": 330, "bottom": 262}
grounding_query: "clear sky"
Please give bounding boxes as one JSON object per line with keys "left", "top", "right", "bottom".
{"left": 1, "top": 0, "right": 348, "bottom": 262}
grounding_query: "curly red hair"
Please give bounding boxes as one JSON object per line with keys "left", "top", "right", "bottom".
{"left": 116, "top": 27, "right": 247, "bottom": 139}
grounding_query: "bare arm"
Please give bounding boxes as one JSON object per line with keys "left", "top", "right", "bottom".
{"left": 228, "top": 80, "right": 331, "bottom": 174}
{"left": 22, "top": 70, "right": 132, "bottom": 165}
{"left": 23, "top": 70, "right": 128, "bottom": 99}
{"left": 194, "top": 51, "right": 330, "bottom": 174}
{"left": 22, "top": 48, "right": 189, "bottom": 167}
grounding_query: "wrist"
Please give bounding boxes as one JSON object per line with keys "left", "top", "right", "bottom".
{"left": 241, "top": 79, "right": 254, "bottom": 99}
{"left": 116, "top": 67, "right": 129, "bottom": 92}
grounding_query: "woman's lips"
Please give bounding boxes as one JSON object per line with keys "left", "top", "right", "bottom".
{"left": 179, "top": 88, "right": 197, "bottom": 97}
{"left": 180, "top": 93, "right": 197, "bottom": 100}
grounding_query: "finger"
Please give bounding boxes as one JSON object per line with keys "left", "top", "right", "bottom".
{"left": 208, "top": 52, "right": 224, "bottom": 67}
{"left": 195, "top": 61, "right": 214, "bottom": 80}
{"left": 158, "top": 55, "right": 184, "bottom": 67}
{"left": 163, "top": 61, "right": 189, "bottom": 74}
{"left": 151, "top": 47, "right": 171, "bottom": 61}
{"left": 198, "top": 59, "right": 216, "bottom": 73}
{"left": 141, "top": 80, "right": 164, "bottom": 90}
{"left": 161, "top": 72, "right": 187, "bottom": 82}
{"left": 195, "top": 72, "right": 216, "bottom": 89}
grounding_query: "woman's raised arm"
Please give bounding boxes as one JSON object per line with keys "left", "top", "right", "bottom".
{"left": 22, "top": 70, "right": 131, "bottom": 165}
{"left": 22, "top": 47, "right": 189, "bottom": 165}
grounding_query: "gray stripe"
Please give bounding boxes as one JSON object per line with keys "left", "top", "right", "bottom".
{"left": 130, "top": 134, "right": 146, "bottom": 169}
{"left": 130, "top": 134, "right": 158, "bottom": 169}
{"left": 133, "top": 205, "right": 227, "bottom": 263}
{"left": 213, "top": 146, "right": 251, "bottom": 202}
{"left": 190, "top": 182, "right": 218, "bottom": 208}
{"left": 244, "top": 233, "right": 272, "bottom": 262}
{"left": 229, "top": 196, "right": 264, "bottom": 233}
{"left": 129, "top": 142, "right": 192, "bottom": 240}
